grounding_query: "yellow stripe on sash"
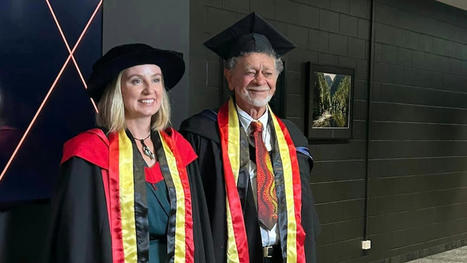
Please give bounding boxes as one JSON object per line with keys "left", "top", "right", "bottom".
{"left": 118, "top": 130, "right": 138, "bottom": 262}
{"left": 227, "top": 99, "right": 241, "bottom": 177}
{"left": 159, "top": 133, "right": 187, "bottom": 262}
{"left": 226, "top": 99, "right": 241, "bottom": 263}
{"left": 270, "top": 111, "right": 298, "bottom": 263}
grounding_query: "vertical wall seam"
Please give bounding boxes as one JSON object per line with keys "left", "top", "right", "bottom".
{"left": 363, "top": 0, "right": 376, "bottom": 243}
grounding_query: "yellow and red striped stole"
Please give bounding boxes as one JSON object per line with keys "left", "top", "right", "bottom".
{"left": 107, "top": 129, "right": 194, "bottom": 263}
{"left": 158, "top": 130, "right": 194, "bottom": 263}
{"left": 217, "top": 98, "right": 306, "bottom": 263}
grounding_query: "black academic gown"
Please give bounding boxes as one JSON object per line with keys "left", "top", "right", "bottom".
{"left": 180, "top": 110, "right": 320, "bottom": 263}
{"left": 46, "top": 130, "right": 215, "bottom": 263}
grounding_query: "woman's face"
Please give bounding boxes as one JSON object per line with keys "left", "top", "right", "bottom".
{"left": 121, "top": 64, "right": 164, "bottom": 120}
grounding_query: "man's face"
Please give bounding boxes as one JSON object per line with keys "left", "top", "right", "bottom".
{"left": 224, "top": 52, "right": 278, "bottom": 111}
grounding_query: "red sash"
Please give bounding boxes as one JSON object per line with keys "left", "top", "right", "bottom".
{"left": 62, "top": 128, "right": 194, "bottom": 262}
{"left": 217, "top": 98, "right": 306, "bottom": 262}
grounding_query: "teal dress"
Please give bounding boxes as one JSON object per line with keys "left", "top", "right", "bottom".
{"left": 145, "top": 163, "right": 170, "bottom": 263}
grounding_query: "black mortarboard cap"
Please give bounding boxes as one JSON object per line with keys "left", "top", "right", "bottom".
{"left": 204, "top": 12, "right": 295, "bottom": 59}
{"left": 87, "top": 43, "right": 185, "bottom": 102}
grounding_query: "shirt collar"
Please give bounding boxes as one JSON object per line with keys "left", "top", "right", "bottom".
{"left": 236, "top": 104, "right": 269, "bottom": 132}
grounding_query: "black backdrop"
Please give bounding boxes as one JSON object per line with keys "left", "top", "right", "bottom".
{"left": 0, "top": 1, "right": 102, "bottom": 261}
{"left": 0, "top": 0, "right": 102, "bottom": 204}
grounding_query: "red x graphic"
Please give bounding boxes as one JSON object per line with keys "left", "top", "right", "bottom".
{"left": 0, "top": 0, "right": 103, "bottom": 182}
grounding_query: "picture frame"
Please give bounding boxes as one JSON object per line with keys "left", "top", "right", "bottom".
{"left": 305, "top": 63, "right": 354, "bottom": 140}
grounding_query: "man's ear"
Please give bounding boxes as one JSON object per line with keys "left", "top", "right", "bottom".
{"left": 224, "top": 69, "right": 234, "bottom": 91}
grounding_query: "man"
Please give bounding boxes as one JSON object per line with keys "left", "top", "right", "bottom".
{"left": 180, "top": 13, "right": 319, "bottom": 263}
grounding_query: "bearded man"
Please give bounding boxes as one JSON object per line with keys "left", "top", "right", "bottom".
{"left": 180, "top": 12, "right": 320, "bottom": 263}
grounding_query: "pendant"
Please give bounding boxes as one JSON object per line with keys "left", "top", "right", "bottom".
{"left": 141, "top": 141, "right": 155, "bottom": 160}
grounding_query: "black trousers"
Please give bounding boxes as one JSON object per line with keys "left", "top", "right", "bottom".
{"left": 263, "top": 244, "right": 282, "bottom": 263}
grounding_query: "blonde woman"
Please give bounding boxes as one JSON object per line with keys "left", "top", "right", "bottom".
{"left": 48, "top": 44, "right": 214, "bottom": 263}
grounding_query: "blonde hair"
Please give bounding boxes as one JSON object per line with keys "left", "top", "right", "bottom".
{"left": 96, "top": 70, "right": 171, "bottom": 133}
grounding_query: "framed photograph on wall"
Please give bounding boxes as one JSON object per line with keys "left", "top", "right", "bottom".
{"left": 305, "top": 63, "right": 354, "bottom": 140}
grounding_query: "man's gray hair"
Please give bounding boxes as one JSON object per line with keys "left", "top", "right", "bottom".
{"left": 224, "top": 51, "right": 284, "bottom": 74}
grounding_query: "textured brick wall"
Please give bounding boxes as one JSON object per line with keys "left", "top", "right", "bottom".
{"left": 365, "top": 0, "right": 467, "bottom": 262}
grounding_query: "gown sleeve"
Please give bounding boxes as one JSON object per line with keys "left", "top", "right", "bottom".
{"left": 297, "top": 152, "right": 320, "bottom": 263}
{"left": 283, "top": 119, "right": 321, "bottom": 263}
{"left": 168, "top": 126, "right": 216, "bottom": 263}
{"left": 182, "top": 129, "right": 241, "bottom": 263}
{"left": 186, "top": 160, "right": 216, "bottom": 263}
{"left": 46, "top": 157, "right": 112, "bottom": 263}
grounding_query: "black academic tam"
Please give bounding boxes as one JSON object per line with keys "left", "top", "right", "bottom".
{"left": 87, "top": 43, "right": 185, "bottom": 102}
{"left": 204, "top": 12, "right": 296, "bottom": 60}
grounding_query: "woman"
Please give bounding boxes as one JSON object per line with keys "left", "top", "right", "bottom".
{"left": 48, "top": 43, "right": 214, "bottom": 263}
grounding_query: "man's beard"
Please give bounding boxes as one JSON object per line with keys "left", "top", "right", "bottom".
{"left": 238, "top": 86, "right": 273, "bottom": 107}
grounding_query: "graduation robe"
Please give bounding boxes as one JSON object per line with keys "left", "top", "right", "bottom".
{"left": 46, "top": 128, "right": 215, "bottom": 263}
{"left": 180, "top": 110, "right": 320, "bottom": 263}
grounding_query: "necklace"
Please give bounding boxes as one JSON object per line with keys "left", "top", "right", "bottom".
{"left": 132, "top": 133, "right": 155, "bottom": 160}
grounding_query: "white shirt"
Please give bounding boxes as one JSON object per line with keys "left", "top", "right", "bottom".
{"left": 236, "top": 105, "right": 278, "bottom": 247}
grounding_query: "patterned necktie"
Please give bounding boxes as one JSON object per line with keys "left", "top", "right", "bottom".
{"left": 250, "top": 121, "right": 277, "bottom": 230}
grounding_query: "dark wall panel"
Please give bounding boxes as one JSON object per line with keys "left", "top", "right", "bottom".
{"left": 371, "top": 122, "right": 467, "bottom": 140}
{"left": 368, "top": 0, "right": 467, "bottom": 261}
{"left": 0, "top": 1, "right": 102, "bottom": 262}
{"left": 103, "top": 0, "right": 190, "bottom": 128}
{"left": 313, "top": 160, "right": 365, "bottom": 182}
{"left": 0, "top": 0, "right": 102, "bottom": 203}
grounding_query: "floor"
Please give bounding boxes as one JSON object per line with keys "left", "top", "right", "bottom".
{"left": 407, "top": 246, "right": 467, "bottom": 262}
